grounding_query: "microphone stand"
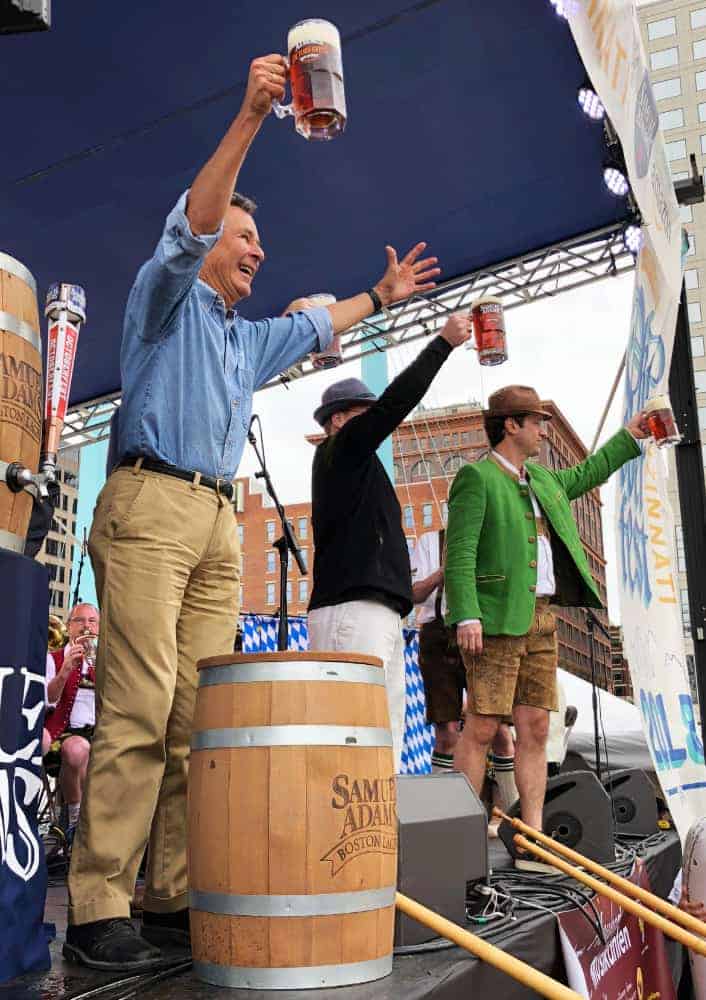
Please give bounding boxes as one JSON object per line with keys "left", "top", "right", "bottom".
{"left": 72, "top": 528, "right": 88, "bottom": 607}
{"left": 585, "top": 608, "right": 611, "bottom": 782}
{"left": 247, "top": 416, "right": 307, "bottom": 651}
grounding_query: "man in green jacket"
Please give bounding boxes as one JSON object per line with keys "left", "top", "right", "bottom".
{"left": 445, "top": 385, "right": 648, "bottom": 866}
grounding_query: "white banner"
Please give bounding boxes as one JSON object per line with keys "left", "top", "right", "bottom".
{"left": 567, "top": 2, "right": 704, "bottom": 840}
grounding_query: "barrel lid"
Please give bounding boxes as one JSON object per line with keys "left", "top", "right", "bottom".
{"left": 198, "top": 650, "right": 384, "bottom": 670}
{"left": 0, "top": 252, "right": 37, "bottom": 294}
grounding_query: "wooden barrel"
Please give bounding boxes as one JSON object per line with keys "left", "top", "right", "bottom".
{"left": 0, "top": 252, "right": 41, "bottom": 553}
{"left": 189, "top": 651, "right": 397, "bottom": 990}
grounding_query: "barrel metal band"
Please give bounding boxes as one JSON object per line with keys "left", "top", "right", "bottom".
{"left": 0, "top": 529, "right": 24, "bottom": 553}
{"left": 0, "top": 252, "right": 37, "bottom": 294}
{"left": 190, "top": 885, "right": 395, "bottom": 917}
{"left": 0, "top": 310, "right": 40, "bottom": 351}
{"left": 191, "top": 725, "right": 393, "bottom": 750}
{"left": 199, "top": 661, "right": 385, "bottom": 688}
{"left": 193, "top": 956, "right": 393, "bottom": 989}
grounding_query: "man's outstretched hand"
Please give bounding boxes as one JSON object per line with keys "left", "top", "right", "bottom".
{"left": 373, "top": 243, "right": 440, "bottom": 308}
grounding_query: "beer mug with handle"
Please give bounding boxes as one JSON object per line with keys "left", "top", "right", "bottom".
{"left": 272, "top": 19, "right": 347, "bottom": 140}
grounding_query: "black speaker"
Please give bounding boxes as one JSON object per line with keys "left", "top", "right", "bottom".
{"left": 602, "top": 769, "right": 658, "bottom": 837}
{"left": 498, "top": 770, "right": 615, "bottom": 864}
{"left": 394, "top": 772, "right": 488, "bottom": 946}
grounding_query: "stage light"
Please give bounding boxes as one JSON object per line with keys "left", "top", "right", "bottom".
{"left": 623, "top": 223, "right": 644, "bottom": 255}
{"left": 578, "top": 81, "right": 605, "bottom": 121}
{"left": 603, "top": 163, "right": 629, "bottom": 197}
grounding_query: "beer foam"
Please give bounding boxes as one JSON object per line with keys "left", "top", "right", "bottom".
{"left": 288, "top": 18, "right": 340, "bottom": 52}
{"left": 472, "top": 295, "right": 502, "bottom": 307}
{"left": 645, "top": 393, "right": 670, "bottom": 412}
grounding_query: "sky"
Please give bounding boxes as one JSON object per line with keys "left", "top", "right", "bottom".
{"left": 235, "top": 272, "right": 637, "bottom": 623}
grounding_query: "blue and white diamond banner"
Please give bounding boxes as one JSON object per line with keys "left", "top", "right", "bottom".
{"left": 240, "top": 615, "right": 432, "bottom": 774}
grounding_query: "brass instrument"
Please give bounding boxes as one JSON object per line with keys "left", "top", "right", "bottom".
{"left": 48, "top": 613, "right": 68, "bottom": 651}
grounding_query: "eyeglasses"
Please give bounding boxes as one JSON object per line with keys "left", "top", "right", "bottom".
{"left": 70, "top": 616, "right": 99, "bottom": 625}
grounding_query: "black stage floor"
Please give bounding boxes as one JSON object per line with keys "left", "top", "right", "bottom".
{"left": 2, "top": 832, "right": 683, "bottom": 1000}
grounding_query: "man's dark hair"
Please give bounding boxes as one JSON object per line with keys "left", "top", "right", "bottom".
{"left": 230, "top": 191, "right": 257, "bottom": 215}
{"left": 484, "top": 412, "right": 528, "bottom": 448}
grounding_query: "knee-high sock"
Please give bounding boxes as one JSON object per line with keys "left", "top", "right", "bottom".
{"left": 492, "top": 754, "right": 518, "bottom": 811}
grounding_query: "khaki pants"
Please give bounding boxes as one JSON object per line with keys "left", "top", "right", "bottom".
{"left": 68, "top": 466, "right": 240, "bottom": 925}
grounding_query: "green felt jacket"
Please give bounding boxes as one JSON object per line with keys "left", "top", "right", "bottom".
{"left": 444, "top": 429, "right": 641, "bottom": 635}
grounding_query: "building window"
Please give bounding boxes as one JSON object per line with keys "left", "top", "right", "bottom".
{"left": 410, "top": 459, "right": 433, "bottom": 481}
{"left": 72, "top": 497, "right": 78, "bottom": 515}
{"left": 653, "top": 77, "right": 682, "bottom": 100}
{"left": 676, "top": 526, "right": 687, "bottom": 573}
{"left": 692, "top": 336, "right": 705, "bottom": 357}
{"left": 266, "top": 550, "right": 277, "bottom": 573}
{"left": 298, "top": 516, "right": 308, "bottom": 540}
{"left": 681, "top": 587, "right": 692, "bottom": 635}
{"left": 697, "top": 70, "right": 706, "bottom": 91}
{"left": 692, "top": 8, "right": 706, "bottom": 29}
{"left": 300, "top": 548, "right": 308, "bottom": 570}
{"left": 666, "top": 138, "right": 687, "bottom": 162}
{"left": 266, "top": 520, "right": 275, "bottom": 542}
{"left": 672, "top": 169, "right": 689, "bottom": 180}
{"left": 299, "top": 580, "right": 307, "bottom": 603}
{"left": 651, "top": 47, "right": 679, "bottom": 71}
{"left": 239, "top": 584, "right": 244, "bottom": 607}
{"left": 444, "top": 454, "right": 463, "bottom": 474}
{"left": 441, "top": 501, "right": 448, "bottom": 523}
{"left": 694, "top": 370, "right": 706, "bottom": 393}
{"left": 659, "top": 107, "right": 684, "bottom": 130}
{"left": 687, "top": 234, "right": 697, "bottom": 256}
{"left": 648, "top": 16, "right": 676, "bottom": 40}
{"left": 238, "top": 524, "right": 244, "bottom": 545}
{"left": 240, "top": 554, "right": 245, "bottom": 574}
{"left": 266, "top": 582, "right": 276, "bottom": 605}
{"left": 286, "top": 581, "right": 292, "bottom": 602}
{"left": 686, "top": 268, "right": 700, "bottom": 289}
{"left": 404, "top": 506, "right": 414, "bottom": 529}
{"left": 422, "top": 503, "right": 433, "bottom": 528}
{"left": 681, "top": 204, "right": 694, "bottom": 224}
{"left": 689, "top": 302, "right": 703, "bottom": 324}
{"left": 698, "top": 405, "right": 706, "bottom": 428}
{"left": 406, "top": 536, "right": 416, "bottom": 554}
{"left": 696, "top": 39, "right": 706, "bottom": 60}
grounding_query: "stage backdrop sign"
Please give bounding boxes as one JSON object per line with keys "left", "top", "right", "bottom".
{"left": 558, "top": 860, "right": 675, "bottom": 1000}
{"left": 568, "top": 1, "right": 701, "bottom": 841}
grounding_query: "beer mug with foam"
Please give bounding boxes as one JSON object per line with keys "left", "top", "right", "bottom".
{"left": 273, "top": 19, "right": 347, "bottom": 140}
{"left": 308, "top": 293, "right": 343, "bottom": 369}
{"left": 645, "top": 394, "right": 681, "bottom": 447}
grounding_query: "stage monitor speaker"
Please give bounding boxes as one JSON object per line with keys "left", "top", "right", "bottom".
{"left": 602, "top": 769, "right": 658, "bottom": 837}
{"left": 394, "top": 772, "right": 487, "bottom": 947}
{"left": 498, "top": 770, "right": 615, "bottom": 864}
{"left": 0, "top": 0, "right": 50, "bottom": 34}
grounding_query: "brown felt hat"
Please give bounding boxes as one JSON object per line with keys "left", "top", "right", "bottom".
{"left": 483, "top": 385, "right": 552, "bottom": 420}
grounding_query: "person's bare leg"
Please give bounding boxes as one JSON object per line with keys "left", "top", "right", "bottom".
{"left": 435, "top": 720, "right": 461, "bottom": 755}
{"left": 454, "top": 713, "right": 500, "bottom": 795}
{"left": 60, "top": 736, "right": 90, "bottom": 807}
{"left": 512, "top": 705, "right": 550, "bottom": 831}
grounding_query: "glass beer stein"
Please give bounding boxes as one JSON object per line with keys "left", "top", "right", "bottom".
{"left": 471, "top": 296, "right": 508, "bottom": 367}
{"left": 273, "top": 19, "right": 347, "bottom": 140}
{"left": 80, "top": 631, "right": 98, "bottom": 668}
{"left": 308, "top": 293, "right": 342, "bottom": 369}
{"left": 645, "top": 394, "right": 681, "bottom": 448}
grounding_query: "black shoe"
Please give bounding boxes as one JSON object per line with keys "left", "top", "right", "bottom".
{"left": 63, "top": 918, "right": 164, "bottom": 972}
{"left": 141, "top": 907, "right": 191, "bottom": 948}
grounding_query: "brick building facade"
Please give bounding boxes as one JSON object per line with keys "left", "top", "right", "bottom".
{"left": 236, "top": 402, "right": 614, "bottom": 688}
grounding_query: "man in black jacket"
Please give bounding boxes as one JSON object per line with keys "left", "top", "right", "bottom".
{"left": 308, "top": 313, "right": 470, "bottom": 768}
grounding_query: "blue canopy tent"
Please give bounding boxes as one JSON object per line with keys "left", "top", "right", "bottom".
{"left": 0, "top": 0, "right": 628, "bottom": 408}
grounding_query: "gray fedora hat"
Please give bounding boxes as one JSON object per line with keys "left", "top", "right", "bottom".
{"left": 313, "top": 377, "right": 377, "bottom": 426}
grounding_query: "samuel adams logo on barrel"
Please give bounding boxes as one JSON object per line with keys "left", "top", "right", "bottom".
{"left": 320, "top": 773, "right": 398, "bottom": 876}
{"left": 0, "top": 352, "right": 42, "bottom": 440}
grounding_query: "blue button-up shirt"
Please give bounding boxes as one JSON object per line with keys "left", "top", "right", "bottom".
{"left": 118, "top": 192, "right": 333, "bottom": 480}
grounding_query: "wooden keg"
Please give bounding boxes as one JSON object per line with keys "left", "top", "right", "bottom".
{"left": 189, "top": 651, "right": 397, "bottom": 990}
{"left": 0, "top": 252, "right": 41, "bottom": 553}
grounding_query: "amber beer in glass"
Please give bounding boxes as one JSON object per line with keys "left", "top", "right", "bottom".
{"left": 645, "top": 394, "right": 681, "bottom": 447}
{"left": 471, "top": 296, "right": 508, "bottom": 367}
{"left": 274, "top": 19, "right": 346, "bottom": 140}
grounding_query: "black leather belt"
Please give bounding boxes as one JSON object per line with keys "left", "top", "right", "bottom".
{"left": 118, "top": 457, "right": 234, "bottom": 500}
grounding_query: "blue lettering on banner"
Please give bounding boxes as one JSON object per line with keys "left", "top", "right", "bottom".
{"left": 639, "top": 688, "right": 704, "bottom": 794}
{"left": 618, "top": 284, "right": 665, "bottom": 607}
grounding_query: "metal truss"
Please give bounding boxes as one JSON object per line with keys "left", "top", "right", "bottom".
{"left": 61, "top": 221, "right": 635, "bottom": 450}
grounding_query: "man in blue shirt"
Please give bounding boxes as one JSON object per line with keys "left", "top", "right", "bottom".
{"left": 64, "top": 54, "right": 440, "bottom": 972}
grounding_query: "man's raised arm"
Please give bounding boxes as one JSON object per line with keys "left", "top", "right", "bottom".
{"left": 187, "top": 55, "right": 287, "bottom": 235}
